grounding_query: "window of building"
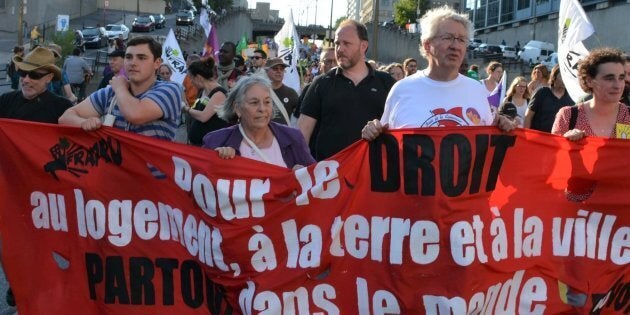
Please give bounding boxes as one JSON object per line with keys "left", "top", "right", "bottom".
{"left": 517, "top": 0, "right": 529, "bottom": 10}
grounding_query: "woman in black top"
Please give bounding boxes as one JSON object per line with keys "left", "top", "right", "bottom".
{"left": 524, "top": 65, "right": 575, "bottom": 132}
{"left": 184, "top": 56, "right": 230, "bottom": 146}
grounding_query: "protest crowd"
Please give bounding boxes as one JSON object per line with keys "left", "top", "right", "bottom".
{"left": 0, "top": 2, "right": 629, "bottom": 314}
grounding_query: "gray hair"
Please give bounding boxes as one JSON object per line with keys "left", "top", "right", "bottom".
{"left": 218, "top": 75, "right": 272, "bottom": 122}
{"left": 419, "top": 6, "right": 473, "bottom": 58}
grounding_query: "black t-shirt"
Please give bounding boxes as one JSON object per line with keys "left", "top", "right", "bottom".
{"left": 188, "top": 87, "right": 230, "bottom": 146}
{"left": 529, "top": 87, "right": 575, "bottom": 132}
{"left": 300, "top": 64, "right": 396, "bottom": 160}
{"left": 0, "top": 90, "right": 72, "bottom": 123}
{"left": 271, "top": 84, "right": 298, "bottom": 125}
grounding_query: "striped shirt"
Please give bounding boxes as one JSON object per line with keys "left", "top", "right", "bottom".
{"left": 90, "top": 81, "right": 182, "bottom": 141}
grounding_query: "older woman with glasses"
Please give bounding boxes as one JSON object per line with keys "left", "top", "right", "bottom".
{"left": 202, "top": 76, "right": 314, "bottom": 169}
{"left": 503, "top": 76, "right": 530, "bottom": 126}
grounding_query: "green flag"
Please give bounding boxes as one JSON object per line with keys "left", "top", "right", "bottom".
{"left": 236, "top": 33, "right": 247, "bottom": 55}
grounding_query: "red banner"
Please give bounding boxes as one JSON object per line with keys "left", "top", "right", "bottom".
{"left": 0, "top": 119, "right": 627, "bottom": 314}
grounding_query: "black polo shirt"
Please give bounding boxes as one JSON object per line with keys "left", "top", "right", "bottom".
{"left": 301, "top": 63, "right": 395, "bottom": 160}
{"left": 0, "top": 90, "right": 72, "bottom": 123}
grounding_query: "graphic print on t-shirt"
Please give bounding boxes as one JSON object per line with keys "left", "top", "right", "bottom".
{"left": 421, "top": 107, "right": 468, "bottom": 127}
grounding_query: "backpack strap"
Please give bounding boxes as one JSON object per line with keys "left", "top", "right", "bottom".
{"left": 569, "top": 105, "right": 579, "bottom": 130}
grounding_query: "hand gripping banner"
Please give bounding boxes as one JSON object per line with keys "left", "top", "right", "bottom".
{"left": 0, "top": 120, "right": 627, "bottom": 314}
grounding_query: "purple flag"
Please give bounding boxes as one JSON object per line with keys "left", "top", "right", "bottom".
{"left": 487, "top": 70, "right": 507, "bottom": 110}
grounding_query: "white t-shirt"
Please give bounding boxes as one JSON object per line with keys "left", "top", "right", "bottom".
{"left": 381, "top": 71, "right": 494, "bottom": 128}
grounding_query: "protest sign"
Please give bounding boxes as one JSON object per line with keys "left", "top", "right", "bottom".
{"left": 0, "top": 120, "right": 627, "bottom": 314}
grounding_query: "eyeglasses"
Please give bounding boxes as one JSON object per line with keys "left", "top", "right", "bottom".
{"left": 18, "top": 70, "right": 50, "bottom": 80}
{"left": 516, "top": 85, "right": 527, "bottom": 88}
{"left": 321, "top": 59, "right": 334, "bottom": 65}
{"left": 250, "top": 56, "right": 262, "bottom": 60}
{"left": 434, "top": 34, "right": 469, "bottom": 45}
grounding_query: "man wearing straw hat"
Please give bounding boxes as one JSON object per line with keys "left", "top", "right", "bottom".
{"left": 0, "top": 47, "right": 72, "bottom": 123}
{"left": 59, "top": 36, "right": 182, "bottom": 141}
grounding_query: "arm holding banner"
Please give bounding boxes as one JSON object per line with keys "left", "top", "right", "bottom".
{"left": 59, "top": 98, "right": 103, "bottom": 131}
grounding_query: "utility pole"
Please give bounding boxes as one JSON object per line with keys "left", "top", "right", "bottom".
{"left": 328, "top": 0, "right": 333, "bottom": 47}
{"left": 17, "top": 0, "right": 25, "bottom": 46}
{"left": 137, "top": 0, "right": 140, "bottom": 16}
{"left": 371, "top": 0, "right": 379, "bottom": 61}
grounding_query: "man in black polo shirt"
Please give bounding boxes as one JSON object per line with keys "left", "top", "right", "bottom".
{"left": 297, "top": 19, "right": 395, "bottom": 160}
{"left": 0, "top": 47, "right": 72, "bottom": 123}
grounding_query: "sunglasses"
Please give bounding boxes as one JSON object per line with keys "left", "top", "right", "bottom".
{"left": 250, "top": 56, "right": 262, "bottom": 60}
{"left": 18, "top": 70, "right": 50, "bottom": 80}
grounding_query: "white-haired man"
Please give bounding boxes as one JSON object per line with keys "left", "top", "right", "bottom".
{"left": 362, "top": 6, "right": 515, "bottom": 140}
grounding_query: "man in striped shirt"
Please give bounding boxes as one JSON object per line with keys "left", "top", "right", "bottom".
{"left": 59, "top": 36, "right": 182, "bottom": 141}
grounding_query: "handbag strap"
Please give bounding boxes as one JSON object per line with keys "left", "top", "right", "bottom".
{"left": 238, "top": 124, "right": 271, "bottom": 163}
{"left": 270, "top": 89, "right": 290, "bottom": 125}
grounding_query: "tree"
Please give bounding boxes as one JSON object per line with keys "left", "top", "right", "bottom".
{"left": 334, "top": 16, "right": 347, "bottom": 30}
{"left": 394, "top": 0, "right": 429, "bottom": 27}
{"left": 207, "top": 0, "right": 233, "bottom": 11}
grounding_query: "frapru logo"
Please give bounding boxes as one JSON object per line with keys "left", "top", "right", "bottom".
{"left": 44, "top": 137, "right": 122, "bottom": 180}
{"left": 590, "top": 277, "right": 629, "bottom": 314}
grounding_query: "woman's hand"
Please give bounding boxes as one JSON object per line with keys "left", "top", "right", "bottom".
{"left": 362, "top": 119, "right": 387, "bottom": 141}
{"left": 494, "top": 114, "right": 518, "bottom": 132}
{"left": 215, "top": 147, "right": 236, "bottom": 159}
{"left": 563, "top": 129, "right": 585, "bottom": 141}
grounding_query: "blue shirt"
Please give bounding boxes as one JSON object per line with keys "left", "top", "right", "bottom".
{"left": 90, "top": 80, "right": 182, "bottom": 141}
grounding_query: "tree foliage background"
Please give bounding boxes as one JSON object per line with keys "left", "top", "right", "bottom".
{"left": 393, "top": 0, "right": 430, "bottom": 27}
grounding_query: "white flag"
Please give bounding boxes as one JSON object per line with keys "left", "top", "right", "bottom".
{"left": 200, "top": 7, "right": 211, "bottom": 38}
{"left": 558, "top": 0, "right": 595, "bottom": 101}
{"left": 273, "top": 10, "right": 301, "bottom": 94}
{"left": 161, "top": 29, "right": 187, "bottom": 84}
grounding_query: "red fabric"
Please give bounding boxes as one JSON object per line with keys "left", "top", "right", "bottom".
{"left": 0, "top": 120, "right": 627, "bottom": 314}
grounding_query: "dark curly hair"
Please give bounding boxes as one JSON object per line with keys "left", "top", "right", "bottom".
{"left": 578, "top": 47, "right": 625, "bottom": 93}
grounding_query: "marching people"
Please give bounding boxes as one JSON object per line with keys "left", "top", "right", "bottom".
{"left": 552, "top": 48, "right": 629, "bottom": 140}
{"left": 524, "top": 64, "right": 575, "bottom": 132}
{"left": 59, "top": 36, "right": 182, "bottom": 141}
{"left": 264, "top": 57, "right": 298, "bottom": 125}
{"left": 247, "top": 49, "right": 267, "bottom": 75}
{"left": 0, "top": 47, "right": 72, "bottom": 123}
{"left": 385, "top": 63, "right": 405, "bottom": 81}
{"left": 62, "top": 48, "right": 93, "bottom": 103}
{"left": 297, "top": 19, "right": 395, "bottom": 160}
{"left": 503, "top": 76, "right": 531, "bottom": 126}
{"left": 482, "top": 61, "right": 503, "bottom": 93}
{"left": 528, "top": 63, "right": 550, "bottom": 96}
{"left": 7, "top": 46, "right": 24, "bottom": 91}
{"left": 361, "top": 6, "right": 516, "bottom": 141}
{"left": 203, "top": 76, "right": 314, "bottom": 169}
{"left": 185, "top": 56, "right": 230, "bottom": 146}
{"left": 402, "top": 57, "right": 418, "bottom": 77}
{"left": 0, "top": 46, "right": 73, "bottom": 308}
{"left": 217, "top": 42, "right": 244, "bottom": 90}
{"left": 98, "top": 50, "right": 125, "bottom": 89}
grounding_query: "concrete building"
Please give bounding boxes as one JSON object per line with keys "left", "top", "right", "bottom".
{"left": 250, "top": 2, "right": 279, "bottom": 21}
{"left": 348, "top": 0, "right": 362, "bottom": 21}
{"left": 0, "top": 0, "right": 98, "bottom": 33}
{"left": 360, "top": 0, "right": 396, "bottom": 24}
{"left": 233, "top": 0, "right": 249, "bottom": 9}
